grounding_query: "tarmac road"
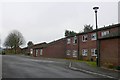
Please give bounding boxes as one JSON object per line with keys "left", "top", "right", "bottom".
{"left": 2, "top": 55, "right": 104, "bottom": 78}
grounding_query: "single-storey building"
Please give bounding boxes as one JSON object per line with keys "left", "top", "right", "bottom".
{"left": 43, "top": 38, "right": 66, "bottom": 58}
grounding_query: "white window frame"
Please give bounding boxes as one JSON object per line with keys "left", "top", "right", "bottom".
{"left": 66, "top": 50, "right": 71, "bottom": 56}
{"left": 30, "top": 48, "right": 33, "bottom": 54}
{"left": 101, "top": 31, "right": 110, "bottom": 37}
{"left": 82, "top": 49, "right": 88, "bottom": 56}
{"left": 73, "top": 36, "right": 77, "bottom": 44}
{"left": 91, "top": 49, "right": 97, "bottom": 56}
{"left": 82, "top": 35, "right": 88, "bottom": 42}
{"left": 40, "top": 49, "right": 43, "bottom": 55}
{"left": 67, "top": 38, "right": 71, "bottom": 44}
{"left": 36, "top": 49, "right": 39, "bottom": 56}
{"left": 73, "top": 50, "right": 77, "bottom": 57}
{"left": 91, "top": 33, "right": 96, "bottom": 40}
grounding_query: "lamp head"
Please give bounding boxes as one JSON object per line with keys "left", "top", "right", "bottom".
{"left": 93, "top": 7, "right": 99, "bottom": 13}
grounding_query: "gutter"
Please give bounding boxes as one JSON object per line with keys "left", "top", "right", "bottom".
{"left": 68, "top": 62, "right": 119, "bottom": 80}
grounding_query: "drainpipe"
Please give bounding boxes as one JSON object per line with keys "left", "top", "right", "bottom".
{"left": 77, "top": 35, "right": 80, "bottom": 60}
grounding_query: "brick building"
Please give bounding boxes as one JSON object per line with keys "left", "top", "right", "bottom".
{"left": 23, "top": 38, "right": 66, "bottom": 58}
{"left": 43, "top": 38, "right": 66, "bottom": 58}
{"left": 31, "top": 42, "right": 47, "bottom": 57}
{"left": 65, "top": 36, "right": 79, "bottom": 59}
{"left": 22, "top": 23, "right": 120, "bottom": 66}
{"left": 65, "top": 24, "right": 119, "bottom": 61}
{"left": 99, "top": 30, "right": 120, "bottom": 67}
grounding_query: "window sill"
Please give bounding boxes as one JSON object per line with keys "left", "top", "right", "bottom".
{"left": 91, "top": 39, "right": 96, "bottom": 41}
{"left": 82, "top": 55, "right": 87, "bottom": 57}
{"left": 73, "top": 56, "right": 77, "bottom": 57}
{"left": 92, "top": 55, "right": 97, "bottom": 57}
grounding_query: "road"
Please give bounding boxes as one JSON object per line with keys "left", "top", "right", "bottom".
{"left": 2, "top": 55, "right": 103, "bottom": 78}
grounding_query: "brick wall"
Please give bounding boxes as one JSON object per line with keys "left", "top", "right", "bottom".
{"left": 78, "top": 27, "right": 119, "bottom": 61}
{"left": 78, "top": 32, "right": 97, "bottom": 61}
{"left": 100, "top": 38, "right": 119, "bottom": 67}
{"left": 43, "top": 38, "right": 66, "bottom": 58}
{"left": 66, "top": 36, "right": 78, "bottom": 59}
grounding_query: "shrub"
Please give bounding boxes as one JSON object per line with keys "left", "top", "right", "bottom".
{"left": 115, "top": 66, "right": 120, "bottom": 70}
{"left": 104, "top": 62, "right": 114, "bottom": 69}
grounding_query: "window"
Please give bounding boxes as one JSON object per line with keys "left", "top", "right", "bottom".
{"left": 73, "top": 50, "right": 77, "bottom": 57}
{"left": 36, "top": 49, "right": 39, "bottom": 56}
{"left": 73, "top": 36, "right": 77, "bottom": 44}
{"left": 66, "top": 50, "right": 71, "bottom": 56}
{"left": 40, "top": 49, "right": 43, "bottom": 55}
{"left": 91, "top": 49, "right": 97, "bottom": 56}
{"left": 91, "top": 33, "right": 96, "bottom": 40}
{"left": 82, "top": 35, "right": 88, "bottom": 42}
{"left": 82, "top": 49, "right": 88, "bottom": 56}
{"left": 67, "top": 38, "right": 71, "bottom": 44}
{"left": 30, "top": 49, "right": 33, "bottom": 54}
{"left": 101, "top": 31, "right": 109, "bottom": 37}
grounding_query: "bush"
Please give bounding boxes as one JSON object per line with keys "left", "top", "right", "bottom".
{"left": 104, "top": 63, "right": 114, "bottom": 69}
{"left": 107, "top": 63, "right": 114, "bottom": 69}
{"left": 25, "top": 53, "right": 30, "bottom": 56}
{"left": 115, "top": 66, "right": 120, "bottom": 70}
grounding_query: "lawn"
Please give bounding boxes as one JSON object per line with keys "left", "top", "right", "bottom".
{"left": 64, "top": 59, "right": 97, "bottom": 67}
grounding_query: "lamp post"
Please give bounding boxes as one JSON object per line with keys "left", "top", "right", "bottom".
{"left": 93, "top": 7, "right": 100, "bottom": 67}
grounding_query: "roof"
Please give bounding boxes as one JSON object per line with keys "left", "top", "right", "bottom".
{"left": 77, "top": 23, "right": 120, "bottom": 36}
{"left": 47, "top": 38, "right": 65, "bottom": 46}
{"left": 98, "top": 32, "right": 120, "bottom": 40}
{"left": 32, "top": 42, "right": 47, "bottom": 49}
{"left": 22, "top": 42, "right": 47, "bottom": 49}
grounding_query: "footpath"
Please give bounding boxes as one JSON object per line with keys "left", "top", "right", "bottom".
{"left": 69, "top": 61, "right": 120, "bottom": 80}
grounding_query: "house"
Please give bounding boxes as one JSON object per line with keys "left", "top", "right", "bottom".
{"left": 22, "top": 23, "right": 120, "bottom": 66}
{"left": 30, "top": 42, "right": 47, "bottom": 57}
{"left": 43, "top": 38, "right": 66, "bottom": 58}
{"left": 99, "top": 29, "right": 120, "bottom": 67}
{"left": 21, "top": 47, "right": 28, "bottom": 55}
{"left": 25, "top": 38, "right": 66, "bottom": 58}
{"left": 65, "top": 35, "right": 79, "bottom": 59}
{"left": 65, "top": 23, "right": 120, "bottom": 61}
{"left": 78, "top": 24, "right": 119, "bottom": 61}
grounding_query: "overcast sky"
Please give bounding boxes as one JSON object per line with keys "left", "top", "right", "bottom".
{"left": 0, "top": 0, "right": 118, "bottom": 47}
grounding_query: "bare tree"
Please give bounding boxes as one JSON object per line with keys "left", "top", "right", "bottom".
{"left": 4, "top": 30, "right": 25, "bottom": 54}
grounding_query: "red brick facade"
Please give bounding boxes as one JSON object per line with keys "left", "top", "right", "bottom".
{"left": 43, "top": 38, "right": 66, "bottom": 58}
{"left": 75, "top": 25, "right": 119, "bottom": 61}
{"left": 22, "top": 24, "right": 120, "bottom": 67}
{"left": 66, "top": 36, "right": 78, "bottom": 59}
{"left": 30, "top": 38, "right": 66, "bottom": 58}
{"left": 99, "top": 37, "right": 120, "bottom": 67}
{"left": 32, "top": 43, "right": 47, "bottom": 57}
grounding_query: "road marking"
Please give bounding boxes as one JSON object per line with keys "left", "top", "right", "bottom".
{"left": 28, "top": 59, "right": 64, "bottom": 64}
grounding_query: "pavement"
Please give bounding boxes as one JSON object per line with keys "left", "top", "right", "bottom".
{"left": 69, "top": 61, "right": 120, "bottom": 80}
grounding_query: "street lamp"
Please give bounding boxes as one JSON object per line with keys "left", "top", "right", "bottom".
{"left": 93, "top": 7, "right": 100, "bottom": 67}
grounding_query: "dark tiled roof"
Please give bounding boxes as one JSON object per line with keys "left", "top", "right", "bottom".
{"left": 47, "top": 38, "right": 65, "bottom": 46}
{"left": 77, "top": 23, "right": 120, "bottom": 36}
{"left": 98, "top": 32, "right": 120, "bottom": 40}
{"left": 32, "top": 42, "right": 47, "bottom": 49}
